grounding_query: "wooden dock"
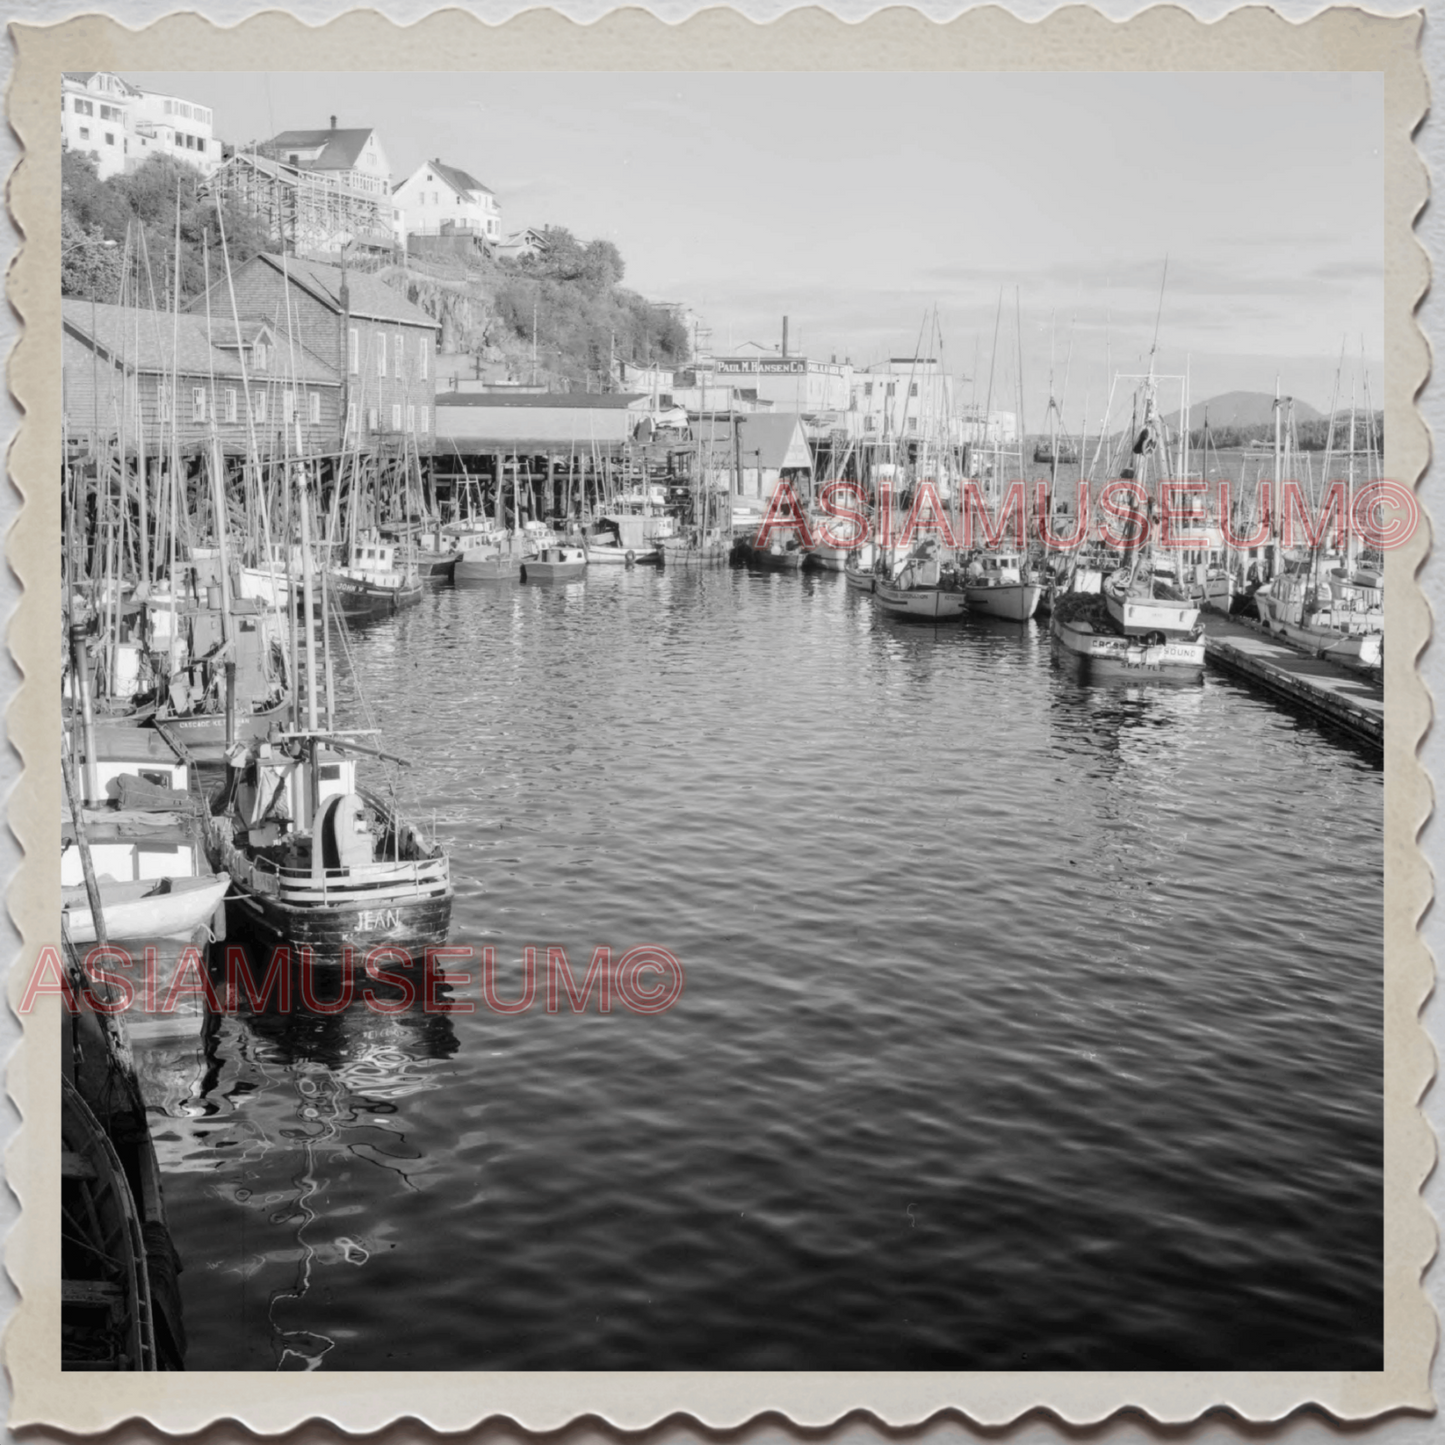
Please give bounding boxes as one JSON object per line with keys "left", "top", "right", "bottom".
{"left": 1201, "top": 613, "right": 1383, "bottom": 753}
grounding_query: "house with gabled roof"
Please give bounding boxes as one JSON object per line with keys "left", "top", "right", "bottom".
{"left": 392, "top": 157, "right": 502, "bottom": 244}
{"left": 258, "top": 118, "right": 391, "bottom": 199}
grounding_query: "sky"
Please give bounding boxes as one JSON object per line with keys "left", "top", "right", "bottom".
{"left": 131, "top": 70, "right": 1385, "bottom": 424}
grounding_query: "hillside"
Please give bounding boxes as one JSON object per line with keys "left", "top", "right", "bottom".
{"left": 1164, "top": 391, "right": 1323, "bottom": 431}
{"left": 60, "top": 152, "right": 689, "bottom": 390}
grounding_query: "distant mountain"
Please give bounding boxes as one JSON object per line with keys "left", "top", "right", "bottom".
{"left": 1164, "top": 391, "right": 1323, "bottom": 432}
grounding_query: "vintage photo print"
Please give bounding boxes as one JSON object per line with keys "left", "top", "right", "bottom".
{"left": 3, "top": 3, "right": 1432, "bottom": 1434}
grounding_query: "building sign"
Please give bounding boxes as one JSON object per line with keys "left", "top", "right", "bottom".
{"left": 715, "top": 357, "right": 808, "bottom": 375}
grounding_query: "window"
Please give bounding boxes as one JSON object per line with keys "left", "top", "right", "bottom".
{"left": 368, "top": 406, "right": 379, "bottom": 433}
{"left": 157, "top": 381, "right": 169, "bottom": 422}
{"left": 909, "top": 383, "right": 918, "bottom": 397}
{"left": 886, "top": 382, "right": 896, "bottom": 397}
{"left": 191, "top": 387, "right": 206, "bottom": 423}
{"left": 348, "top": 328, "right": 359, "bottom": 374}
{"left": 865, "top": 416, "right": 877, "bottom": 432}
{"left": 863, "top": 382, "right": 873, "bottom": 397}
{"left": 391, "top": 403, "right": 402, "bottom": 431}
{"left": 309, "top": 393, "right": 320, "bottom": 424}
{"left": 419, "top": 405, "right": 429, "bottom": 433}
{"left": 345, "top": 402, "right": 357, "bottom": 437}
{"left": 225, "top": 388, "right": 237, "bottom": 423}
{"left": 406, "top": 404, "right": 415, "bottom": 433}
{"left": 104, "top": 132, "right": 115, "bottom": 146}
{"left": 73, "top": 98, "right": 93, "bottom": 116}
{"left": 78, "top": 126, "right": 89, "bottom": 140}
{"left": 252, "top": 390, "right": 266, "bottom": 423}
{"left": 394, "top": 334, "right": 404, "bottom": 375}
{"left": 283, "top": 390, "right": 296, "bottom": 424}
{"left": 376, "top": 333, "right": 386, "bottom": 377}
{"left": 99, "top": 103, "right": 121, "bottom": 121}
{"left": 252, "top": 341, "right": 267, "bottom": 371}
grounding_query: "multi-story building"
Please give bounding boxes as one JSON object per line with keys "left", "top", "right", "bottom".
{"left": 259, "top": 121, "right": 391, "bottom": 199}
{"left": 709, "top": 344, "right": 854, "bottom": 415}
{"left": 393, "top": 159, "right": 501, "bottom": 244}
{"left": 190, "top": 253, "right": 440, "bottom": 455}
{"left": 62, "top": 72, "right": 222, "bottom": 181}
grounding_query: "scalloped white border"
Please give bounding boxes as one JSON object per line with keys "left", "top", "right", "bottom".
{"left": 2, "top": 4, "right": 1433, "bottom": 1434}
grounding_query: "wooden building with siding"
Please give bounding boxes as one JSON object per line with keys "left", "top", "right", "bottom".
{"left": 188, "top": 253, "right": 440, "bottom": 458}
{"left": 62, "top": 298, "right": 343, "bottom": 458}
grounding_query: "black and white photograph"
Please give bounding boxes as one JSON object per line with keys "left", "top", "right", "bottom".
{"left": 18, "top": 6, "right": 1427, "bottom": 1422}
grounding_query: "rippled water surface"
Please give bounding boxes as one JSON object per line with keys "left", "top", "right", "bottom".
{"left": 140, "top": 567, "right": 1383, "bottom": 1370}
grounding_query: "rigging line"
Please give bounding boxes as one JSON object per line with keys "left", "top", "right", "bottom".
{"left": 1149, "top": 255, "right": 1169, "bottom": 360}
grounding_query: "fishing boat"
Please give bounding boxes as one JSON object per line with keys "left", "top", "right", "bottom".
{"left": 1253, "top": 556, "right": 1383, "bottom": 667}
{"left": 843, "top": 542, "right": 879, "bottom": 593}
{"left": 586, "top": 513, "right": 661, "bottom": 565}
{"left": 207, "top": 744, "right": 453, "bottom": 954}
{"left": 746, "top": 534, "right": 808, "bottom": 571}
{"left": 454, "top": 544, "right": 522, "bottom": 583}
{"left": 521, "top": 544, "right": 588, "bottom": 582}
{"left": 328, "top": 538, "right": 423, "bottom": 618}
{"left": 658, "top": 528, "right": 730, "bottom": 567}
{"left": 207, "top": 477, "right": 453, "bottom": 955}
{"left": 874, "top": 540, "right": 968, "bottom": 619}
{"left": 962, "top": 551, "right": 1043, "bottom": 621}
{"left": 1103, "top": 562, "right": 1201, "bottom": 638}
{"left": 1050, "top": 591, "right": 1205, "bottom": 677}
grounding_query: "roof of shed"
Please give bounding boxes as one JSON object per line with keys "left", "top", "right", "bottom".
{"left": 63, "top": 299, "right": 340, "bottom": 385}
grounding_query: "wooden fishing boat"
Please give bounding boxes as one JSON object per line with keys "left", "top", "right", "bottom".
{"left": 843, "top": 543, "right": 879, "bottom": 593}
{"left": 962, "top": 551, "right": 1043, "bottom": 621}
{"left": 747, "top": 536, "right": 807, "bottom": 571}
{"left": 208, "top": 739, "right": 453, "bottom": 956}
{"left": 658, "top": 529, "right": 730, "bottom": 567}
{"left": 329, "top": 540, "right": 423, "bottom": 617}
{"left": 454, "top": 538, "right": 523, "bottom": 582}
{"left": 521, "top": 545, "right": 588, "bottom": 582}
{"left": 1254, "top": 560, "right": 1383, "bottom": 667}
{"left": 1050, "top": 592, "right": 1205, "bottom": 677}
{"left": 586, "top": 514, "right": 661, "bottom": 565}
{"left": 1103, "top": 565, "right": 1201, "bottom": 638}
{"left": 873, "top": 541, "right": 968, "bottom": 619}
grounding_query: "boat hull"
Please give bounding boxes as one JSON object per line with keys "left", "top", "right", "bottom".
{"left": 589, "top": 543, "right": 660, "bottom": 566}
{"left": 63, "top": 874, "right": 230, "bottom": 945}
{"left": 875, "top": 584, "right": 968, "bottom": 619}
{"left": 1051, "top": 614, "right": 1205, "bottom": 675}
{"left": 521, "top": 559, "right": 586, "bottom": 582}
{"left": 1255, "top": 594, "right": 1383, "bottom": 667}
{"left": 329, "top": 574, "right": 423, "bottom": 617}
{"left": 749, "top": 545, "right": 807, "bottom": 571}
{"left": 843, "top": 568, "right": 876, "bottom": 594}
{"left": 455, "top": 553, "right": 522, "bottom": 583}
{"left": 225, "top": 887, "right": 454, "bottom": 958}
{"left": 964, "top": 581, "right": 1043, "bottom": 622}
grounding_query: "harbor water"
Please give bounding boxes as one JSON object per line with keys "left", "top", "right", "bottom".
{"left": 142, "top": 566, "right": 1382, "bottom": 1371}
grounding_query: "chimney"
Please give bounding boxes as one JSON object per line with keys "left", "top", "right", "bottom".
{"left": 781, "top": 316, "right": 789, "bottom": 358}
{"left": 330, "top": 114, "right": 337, "bottom": 131}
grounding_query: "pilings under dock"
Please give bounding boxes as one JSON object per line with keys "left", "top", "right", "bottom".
{"left": 1201, "top": 614, "right": 1383, "bottom": 754}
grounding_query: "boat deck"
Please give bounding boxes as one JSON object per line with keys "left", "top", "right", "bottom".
{"left": 1201, "top": 613, "right": 1383, "bottom": 753}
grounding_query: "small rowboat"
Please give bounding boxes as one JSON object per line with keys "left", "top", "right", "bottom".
{"left": 63, "top": 873, "right": 231, "bottom": 945}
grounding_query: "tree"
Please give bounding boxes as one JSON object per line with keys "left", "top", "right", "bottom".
{"left": 60, "top": 210, "right": 123, "bottom": 303}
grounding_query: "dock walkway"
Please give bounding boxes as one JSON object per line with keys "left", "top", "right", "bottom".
{"left": 1201, "top": 614, "right": 1383, "bottom": 753}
